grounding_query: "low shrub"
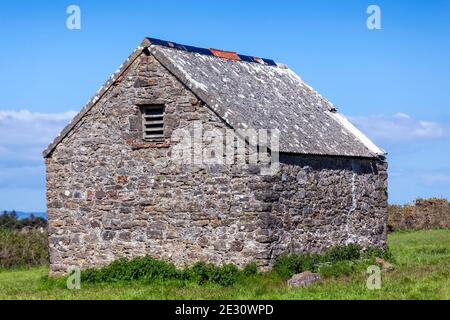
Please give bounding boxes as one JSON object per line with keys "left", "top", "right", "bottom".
{"left": 318, "top": 261, "right": 356, "bottom": 278}
{"left": 273, "top": 244, "right": 394, "bottom": 279}
{"left": 242, "top": 262, "right": 258, "bottom": 276}
{"left": 272, "top": 253, "right": 322, "bottom": 278}
{"left": 81, "top": 258, "right": 259, "bottom": 287}
{"left": 81, "top": 257, "right": 178, "bottom": 283}
{"left": 187, "top": 263, "right": 240, "bottom": 287}
{"left": 63, "top": 245, "right": 395, "bottom": 287}
{"left": 323, "top": 243, "right": 361, "bottom": 263}
{"left": 362, "top": 246, "right": 394, "bottom": 262}
{"left": 0, "top": 228, "right": 48, "bottom": 268}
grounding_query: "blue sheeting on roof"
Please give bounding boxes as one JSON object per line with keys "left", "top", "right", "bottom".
{"left": 146, "top": 37, "right": 277, "bottom": 67}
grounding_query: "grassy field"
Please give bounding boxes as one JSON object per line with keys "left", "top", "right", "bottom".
{"left": 0, "top": 229, "right": 448, "bottom": 300}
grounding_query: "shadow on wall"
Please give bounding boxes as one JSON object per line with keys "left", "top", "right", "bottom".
{"left": 280, "top": 154, "right": 382, "bottom": 174}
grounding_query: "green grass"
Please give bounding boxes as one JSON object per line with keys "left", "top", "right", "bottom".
{"left": 0, "top": 229, "right": 448, "bottom": 300}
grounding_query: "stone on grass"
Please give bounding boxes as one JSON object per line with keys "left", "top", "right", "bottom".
{"left": 287, "top": 272, "right": 321, "bottom": 288}
{"left": 375, "top": 257, "right": 394, "bottom": 272}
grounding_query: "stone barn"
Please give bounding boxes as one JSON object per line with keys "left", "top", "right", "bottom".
{"left": 44, "top": 37, "right": 388, "bottom": 275}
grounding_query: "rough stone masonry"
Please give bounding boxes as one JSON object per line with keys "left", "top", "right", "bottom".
{"left": 44, "top": 38, "right": 388, "bottom": 275}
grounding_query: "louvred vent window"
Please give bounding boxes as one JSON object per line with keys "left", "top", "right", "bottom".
{"left": 140, "top": 105, "right": 165, "bottom": 141}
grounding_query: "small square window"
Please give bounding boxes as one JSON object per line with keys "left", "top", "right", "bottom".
{"left": 140, "top": 105, "right": 165, "bottom": 141}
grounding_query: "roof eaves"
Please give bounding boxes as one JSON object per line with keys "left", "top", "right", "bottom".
{"left": 325, "top": 110, "right": 386, "bottom": 157}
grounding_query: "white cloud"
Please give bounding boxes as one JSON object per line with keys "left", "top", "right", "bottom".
{"left": 0, "top": 109, "right": 76, "bottom": 147}
{"left": 394, "top": 112, "right": 411, "bottom": 120}
{"left": 350, "top": 113, "right": 447, "bottom": 143}
{"left": 0, "top": 110, "right": 77, "bottom": 122}
{"left": 0, "top": 109, "right": 76, "bottom": 192}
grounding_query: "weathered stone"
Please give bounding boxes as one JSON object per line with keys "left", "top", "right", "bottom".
{"left": 101, "top": 231, "right": 116, "bottom": 241}
{"left": 230, "top": 240, "right": 244, "bottom": 252}
{"left": 128, "top": 116, "right": 139, "bottom": 131}
{"left": 86, "top": 191, "right": 94, "bottom": 202}
{"left": 95, "top": 190, "right": 106, "bottom": 200}
{"left": 375, "top": 257, "right": 394, "bottom": 272}
{"left": 118, "top": 231, "right": 132, "bottom": 241}
{"left": 213, "top": 240, "right": 228, "bottom": 251}
{"left": 90, "top": 220, "right": 101, "bottom": 228}
{"left": 117, "top": 176, "right": 128, "bottom": 184}
{"left": 287, "top": 272, "right": 321, "bottom": 288}
{"left": 147, "top": 229, "right": 164, "bottom": 239}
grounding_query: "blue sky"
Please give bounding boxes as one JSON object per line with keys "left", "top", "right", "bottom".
{"left": 0, "top": 0, "right": 449, "bottom": 211}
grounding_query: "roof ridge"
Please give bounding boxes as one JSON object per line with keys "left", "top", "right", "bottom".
{"left": 146, "top": 37, "right": 278, "bottom": 67}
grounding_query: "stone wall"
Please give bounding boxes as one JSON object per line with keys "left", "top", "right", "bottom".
{"left": 45, "top": 51, "right": 388, "bottom": 275}
{"left": 273, "top": 155, "right": 388, "bottom": 258}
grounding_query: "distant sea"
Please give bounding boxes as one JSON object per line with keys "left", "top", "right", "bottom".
{"left": 1, "top": 211, "right": 47, "bottom": 220}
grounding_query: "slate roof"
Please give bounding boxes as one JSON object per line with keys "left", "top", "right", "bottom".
{"left": 44, "top": 38, "right": 385, "bottom": 158}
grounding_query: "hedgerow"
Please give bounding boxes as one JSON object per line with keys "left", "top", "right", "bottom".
{"left": 0, "top": 228, "right": 49, "bottom": 268}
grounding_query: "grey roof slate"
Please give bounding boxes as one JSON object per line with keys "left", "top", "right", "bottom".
{"left": 150, "top": 44, "right": 384, "bottom": 158}
{"left": 44, "top": 38, "right": 385, "bottom": 159}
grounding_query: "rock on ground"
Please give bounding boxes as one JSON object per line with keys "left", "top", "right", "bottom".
{"left": 376, "top": 257, "right": 394, "bottom": 272}
{"left": 287, "top": 271, "right": 322, "bottom": 288}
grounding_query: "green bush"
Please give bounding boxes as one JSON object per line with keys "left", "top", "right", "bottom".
{"left": 362, "top": 246, "right": 394, "bottom": 262}
{"left": 242, "top": 262, "right": 258, "bottom": 276}
{"left": 273, "top": 244, "right": 393, "bottom": 278}
{"left": 272, "top": 253, "right": 323, "bottom": 278}
{"left": 181, "top": 262, "right": 241, "bottom": 287}
{"left": 81, "top": 257, "right": 178, "bottom": 283}
{"left": 318, "top": 261, "right": 356, "bottom": 278}
{"left": 0, "top": 228, "right": 49, "bottom": 268}
{"left": 185, "top": 262, "right": 216, "bottom": 285}
{"left": 81, "top": 258, "right": 256, "bottom": 287}
{"left": 210, "top": 264, "right": 240, "bottom": 287}
{"left": 323, "top": 243, "right": 361, "bottom": 263}
{"left": 69, "top": 245, "right": 396, "bottom": 287}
